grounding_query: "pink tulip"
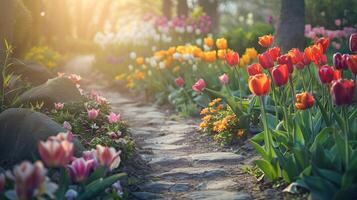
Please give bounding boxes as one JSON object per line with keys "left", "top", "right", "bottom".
{"left": 87, "top": 109, "right": 100, "bottom": 120}
{"left": 10, "top": 161, "right": 46, "bottom": 200}
{"left": 175, "top": 76, "right": 185, "bottom": 87}
{"left": 219, "top": 73, "right": 229, "bottom": 85}
{"left": 82, "top": 150, "right": 100, "bottom": 169}
{"left": 96, "top": 96, "right": 107, "bottom": 105}
{"left": 332, "top": 41, "right": 341, "bottom": 50}
{"left": 54, "top": 103, "right": 64, "bottom": 111}
{"left": 38, "top": 139, "right": 74, "bottom": 167}
{"left": 192, "top": 79, "right": 206, "bottom": 93}
{"left": 335, "top": 19, "right": 341, "bottom": 26}
{"left": 67, "top": 74, "right": 82, "bottom": 85}
{"left": 67, "top": 158, "right": 94, "bottom": 183}
{"left": 49, "top": 131, "right": 73, "bottom": 142}
{"left": 90, "top": 90, "right": 99, "bottom": 99}
{"left": 0, "top": 173, "right": 5, "bottom": 193}
{"left": 95, "top": 145, "right": 121, "bottom": 170}
{"left": 63, "top": 121, "right": 72, "bottom": 131}
{"left": 107, "top": 112, "right": 121, "bottom": 124}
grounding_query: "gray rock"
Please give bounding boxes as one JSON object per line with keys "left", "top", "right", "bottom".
{"left": 131, "top": 192, "right": 164, "bottom": 200}
{"left": 18, "top": 77, "right": 82, "bottom": 107}
{"left": 170, "top": 183, "right": 191, "bottom": 192}
{"left": 146, "top": 133, "right": 186, "bottom": 145}
{"left": 157, "top": 167, "right": 227, "bottom": 179}
{"left": 139, "top": 181, "right": 175, "bottom": 193}
{"left": 142, "top": 143, "right": 188, "bottom": 150}
{"left": 182, "top": 190, "right": 251, "bottom": 200}
{"left": 149, "top": 155, "right": 189, "bottom": 166}
{"left": 0, "top": 108, "right": 84, "bottom": 167}
{"left": 196, "top": 180, "right": 237, "bottom": 190}
{"left": 11, "top": 60, "right": 54, "bottom": 85}
{"left": 189, "top": 152, "right": 244, "bottom": 165}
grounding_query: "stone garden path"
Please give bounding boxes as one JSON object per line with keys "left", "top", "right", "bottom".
{"left": 64, "top": 56, "right": 281, "bottom": 200}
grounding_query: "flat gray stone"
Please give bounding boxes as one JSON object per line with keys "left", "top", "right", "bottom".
{"left": 131, "top": 192, "right": 164, "bottom": 200}
{"left": 146, "top": 133, "right": 186, "bottom": 144}
{"left": 157, "top": 167, "right": 227, "bottom": 179}
{"left": 182, "top": 190, "right": 251, "bottom": 200}
{"left": 149, "top": 155, "right": 189, "bottom": 165}
{"left": 139, "top": 181, "right": 175, "bottom": 193}
{"left": 160, "top": 123, "right": 197, "bottom": 133}
{"left": 142, "top": 143, "right": 188, "bottom": 150}
{"left": 170, "top": 183, "right": 191, "bottom": 192}
{"left": 197, "top": 180, "right": 237, "bottom": 190}
{"left": 189, "top": 152, "right": 244, "bottom": 164}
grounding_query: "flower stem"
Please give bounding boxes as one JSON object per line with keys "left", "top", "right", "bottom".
{"left": 259, "top": 96, "right": 271, "bottom": 153}
{"left": 343, "top": 106, "right": 349, "bottom": 168}
{"left": 234, "top": 66, "right": 243, "bottom": 108}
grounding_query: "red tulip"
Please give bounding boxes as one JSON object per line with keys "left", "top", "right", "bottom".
{"left": 175, "top": 76, "right": 185, "bottom": 87}
{"left": 271, "top": 64, "right": 289, "bottom": 87}
{"left": 330, "top": 79, "right": 355, "bottom": 105}
{"left": 318, "top": 65, "right": 335, "bottom": 84}
{"left": 248, "top": 73, "right": 270, "bottom": 96}
{"left": 333, "top": 53, "right": 348, "bottom": 70}
{"left": 95, "top": 145, "right": 121, "bottom": 170}
{"left": 192, "top": 79, "right": 206, "bottom": 92}
{"left": 226, "top": 51, "right": 239, "bottom": 66}
{"left": 38, "top": 138, "right": 74, "bottom": 167}
{"left": 278, "top": 55, "right": 293, "bottom": 73}
{"left": 247, "top": 63, "right": 262, "bottom": 76}
{"left": 258, "top": 51, "right": 274, "bottom": 69}
{"left": 302, "top": 52, "right": 311, "bottom": 66}
{"left": 258, "top": 34, "right": 274, "bottom": 48}
{"left": 288, "top": 48, "right": 304, "bottom": 65}
{"left": 346, "top": 55, "right": 357, "bottom": 75}
{"left": 68, "top": 158, "right": 95, "bottom": 183}
{"left": 315, "top": 37, "right": 330, "bottom": 53}
{"left": 295, "top": 92, "right": 315, "bottom": 110}
{"left": 219, "top": 73, "right": 229, "bottom": 85}
{"left": 268, "top": 47, "right": 281, "bottom": 61}
{"left": 349, "top": 33, "right": 357, "bottom": 52}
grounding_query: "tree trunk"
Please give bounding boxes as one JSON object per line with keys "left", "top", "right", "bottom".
{"left": 0, "top": 0, "right": 15, "bottom": 59}
{"left": 199, "top": 0, "right": 219, "bottom": 34}
{"left": 275, "top": 0, "right": 305, "bottom": 52}
{"left": 177, "top": 0, "right": 189, "bottom": 17}
{"left": 162, "top": 0, "right": 172, "bottom": 19}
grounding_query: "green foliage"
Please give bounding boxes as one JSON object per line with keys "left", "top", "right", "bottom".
{"left": 223, "top": 22, "right": 274, "bottom": 54}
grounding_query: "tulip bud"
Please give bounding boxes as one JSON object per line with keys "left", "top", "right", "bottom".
{"left": 318, "top": 65, "right": 334, "bottom": 84}
{"left": 219, "top": 73, "right": 229, "bottom": 85}
{"left": 247, "top": 63, "right": 262, "bottom": 76}
{"left": 192, "top": 79, "right": 206, "bottom": 93}
{"left": 295, "top": 92, "right": 315, "bottom": 110}
{"left": 38, "top": 139, "right": 74, "bottom": 167}
{"left": 175, "top": 76, "right": 184, "bottom": 87}
{"left": 95, "top": 145, "right": 121, "bottom": 170}
{"left": 349, "top": 33, "right": 357, "bottom": 52}
{"left": 68, "top": 158, "right": 94, "bottom": 183}
{"left": 248, "top": 73, "right": 270, "bottom": 96}
{"left": 346, "top": 55, "right": 357, "bottom": 75}
{"left": 258, "top": 52, "right": 274, "bottom": 69}
{"left": 87, "top": 109, "right": 100, "bottom": 120}
{"left": 278, "top": 55, "right": 293, "bottom": 73}
{"left": 333, "top": 53, "right": 348, "bottom": 70}
{"left": 330, "top": 79, "right": 355, "bottom": 105}
{"left": 225, "top": 51, "right": 239, "bottom": 67}
{"left": 268, "top": 47, "right": 281, "bottom": 61}
{"left": 258, "top": 34, "right": 274, "bottom": 48}
{"left": 315, "top": 37, "right": 330, "bottom": 53}
{"left": 271, "top": 64, "right": 289, "bottom": 87}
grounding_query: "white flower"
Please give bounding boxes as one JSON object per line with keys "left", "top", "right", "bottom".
{"left": 204, "top": 45, "right": 211, "bottom": 51}
{"left": 195, "top": 29, "right": 201, "bottom": 35}
{"left": 186, "top": 25, "right": 193, "bottom": 33}
{"left": 159, "top": 62, "right": 166, "bottom": 69}
{"left": 128, "top": 65, "right": 134, "bottom": 71}
{"left": 196, "top": 38, "right": 202, "bottom": 46}
{"left": 91, "top": 123, "right": 99, "bottom": 129}
{"left": 129, "top": 52, "right": 137, "bottom": 59}
{"left": 192, "top": 64, "right": 198, "bottom": 71}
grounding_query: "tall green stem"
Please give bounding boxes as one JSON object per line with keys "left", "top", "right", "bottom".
{"left": 343, "top": 106, "right": 349, "bottom": 168}
{"left": 234, "top": 66, "right": 243, "bottom": 108}
{"left": 259, "top": 96, "right": 271, "bottom": 153}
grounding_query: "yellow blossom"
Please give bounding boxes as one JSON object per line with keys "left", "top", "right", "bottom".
{"left": 203, "top": 51, "right": 217, "bottom": 62}
{"left": 204, "top": 37, "right": 214, "bottom": 47}
{"left": 136, "top": 57, "right": 144, "bottom": 65}
{"left": 216, "top": 38, "right": 228, "bottom": 50}
{"left": 217, "top": 49, "right": 226, "bottom": 60}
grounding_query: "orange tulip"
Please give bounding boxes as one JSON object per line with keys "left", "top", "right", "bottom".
{"left": 136, "top": 57, "right": 144, "bottom": 65}
{"left": 315, "top": 37, "right": 330, "bottom": 53}
{"left": 204, "top": 37, "right": 214, "bottom": 47}
{"left": 295, "top": 92, "right": 315, "bottom": 110}
{"left": 304, "top": 44, "right": 327, "bottom": 67}
{"left": 346, "top": 55, "right": 357, "bottom": 75}
{"left": 258, "top": 34, "right": 274, "bottom": 48}
{"left": 216, "top": 38, "right": 228, "bottom": 50}
{"left": 248, "top": 73, "right": 270, "bottom": 96}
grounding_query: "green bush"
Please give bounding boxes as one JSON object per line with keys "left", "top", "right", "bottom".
{"left": 223, "top": 22, "right": 274, "bottom": 54}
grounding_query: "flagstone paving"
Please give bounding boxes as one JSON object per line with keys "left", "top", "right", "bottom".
{"left": 65, "top": 56, "right": 283, "bottom": 200}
